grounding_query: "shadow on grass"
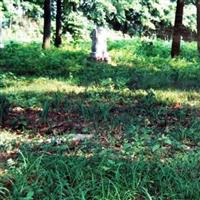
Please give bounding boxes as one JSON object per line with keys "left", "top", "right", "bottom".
{"left": 0, "top": 42, "right": 88, "bottom": 77}
{"left": 1, "top": 89, "right": 200, "bottom": 144}
{"left": 1, "top": 87, "right": 200, "bottom": 199}
{"left": 1, "top": 41, "right": 200, "bottom": 199}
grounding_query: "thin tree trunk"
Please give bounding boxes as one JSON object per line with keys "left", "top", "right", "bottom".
{"left": 171, "top": 0, "right": 184, "bottom": 58}
{"left": 55, "top": 0, "right": 62, "bottom": 47}
{"left": 0, "top": 14, "right": 4, "bottom": 48}
{"left": 42, "top": 0, "right": 51, "bottom": 49}
{"left": 197, "top": 0, "right": 200, "bottom": 53}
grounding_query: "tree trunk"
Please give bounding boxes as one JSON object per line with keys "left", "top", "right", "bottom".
{"left": 42, "top": 0, "right": 51, "bottom": 49}
{"left": 0, "top": 14, "right": 4, "bottom": 48}
{"left": 197, "top": 0, "right": 200, "bottom": 53}
{"left": 171, "top": 0, "right": 184, "bottom": 58}
{"left": 55, "top": 0, "right": 62, "bottom": 47}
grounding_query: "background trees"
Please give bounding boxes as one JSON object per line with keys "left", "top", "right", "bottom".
{"left": 55, "top": 0, "right": 62, "bottom": 47}
{"left": 197, "top": 0, "right": 200, "bottom": 52}
{"left": 42, "top": 0, "right": 51, "bottom": 49}
{"left": 171, "top": 0, "right": 185, "bottom": 58}
{"left": 0, "top": 0, "right": 199, "bottom": 55}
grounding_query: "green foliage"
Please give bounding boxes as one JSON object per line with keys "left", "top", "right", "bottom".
{"left": 2, "top": 0, "right": 43, "bottom": 19}
{"left": 2, "top": 39, "right": 200, "bottom": 199}
{"left": 0, "top": 42, "right": 85, "bottom": 77}
{"left": 79, "top": 0, "right": 196, "bottom": 37}
{"left": 80, "top": 0, "right": 118, "bottom": 26}
{"left": 62, "top": 11, "right": 93, "bottom": 41}
{"left": 1, "top": 39, "right": 200, "bottom": 89}
{"left": 40, "top": 101, "right": 50, "bottom": 124}
{"left": 2, "top": 145, "right": 200, "bottom": 199}
{"left": 1, "top": 0, "right": 197, "bottom": 40}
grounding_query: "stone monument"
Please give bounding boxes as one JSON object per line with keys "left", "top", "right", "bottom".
{"left": 90, "top": 26, "right": 110, "bottom": 62}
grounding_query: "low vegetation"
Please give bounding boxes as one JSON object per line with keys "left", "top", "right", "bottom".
{"left": 1, "top": 39, "right": 200, "bottom": 199}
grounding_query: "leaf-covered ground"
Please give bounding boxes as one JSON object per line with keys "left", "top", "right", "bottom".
{"left": 1, "top": 39, "right": 200, "bottom": 199}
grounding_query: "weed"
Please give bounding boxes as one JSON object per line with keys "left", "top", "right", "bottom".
{"left": 40, "top": 101, "right": 50, "bottom": 124}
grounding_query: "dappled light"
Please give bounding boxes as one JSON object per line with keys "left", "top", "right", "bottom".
{"left": 1, "top": 40, "right": 200, "bottom": 199}
{"left": 1, "top": 0, "right": 200, "bottom": 199}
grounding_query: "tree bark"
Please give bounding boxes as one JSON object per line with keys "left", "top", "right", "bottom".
{"left": 197, "top": 0, "right": 200, "bottom": 53}
{"left": 55, "top": 0, "right": 62, "bottom": 47}
{"left": 171, "top": 0, "right": 184, "bottom": 58}
{"left": 42, "top": 0, "right": 51, "bottom": 49}
{"left": 0, "top": 14, "right": 4, "bottom": 48}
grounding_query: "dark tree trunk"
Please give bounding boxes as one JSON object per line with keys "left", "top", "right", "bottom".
{"left": 55, "top": 0, "right": 62, "bottom": 47}
{"left": 0, "top": 15, "right": 4, "bottom": 48}
{"left": 171, "top": 0, "right": 184, "bottom": 58}
{"left": 42, "top": 0, "right": 51, "bottom": 49}
{"left": 197, "top": 0, "right": 200, "bottom": 53}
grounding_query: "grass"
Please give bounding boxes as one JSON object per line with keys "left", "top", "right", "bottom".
{"left": 1, "top": 38, "right": 200, "bottom": 199}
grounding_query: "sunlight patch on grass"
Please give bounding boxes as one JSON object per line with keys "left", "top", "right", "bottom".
{"left": 2, "top": 75, "right": 200, "bottom": 107}
{"left": 87, "top": 86, "right": 200, "bottom": 106}
{"left": 0, "top": 130, "right": 22, "bottom": 176}
{"left": 156, "top": 89, "right": 200, "bottom": 106}
{"left": 0, "top": 130, "right": 21, "bottom": 144}
{"left": 2, "top": 78, "right": 85, "bottom": 94}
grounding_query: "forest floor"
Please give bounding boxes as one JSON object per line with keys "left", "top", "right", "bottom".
{"left": 1, "top": 38, "right": 200, "bottom": 199}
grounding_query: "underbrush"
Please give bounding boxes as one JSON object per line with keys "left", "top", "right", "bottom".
{"left": 1, "top": 39, "right": 200, "bottom": 89}
{"left": 1, "top": 149, "right": 200, "bottom": 200}
{"left": 1, "top": 38, "right": 200, "bottom": 199}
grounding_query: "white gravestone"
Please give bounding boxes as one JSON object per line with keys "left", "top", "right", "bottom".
{"left": 90, "top": 27, "right": 110, "bottom": 62}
